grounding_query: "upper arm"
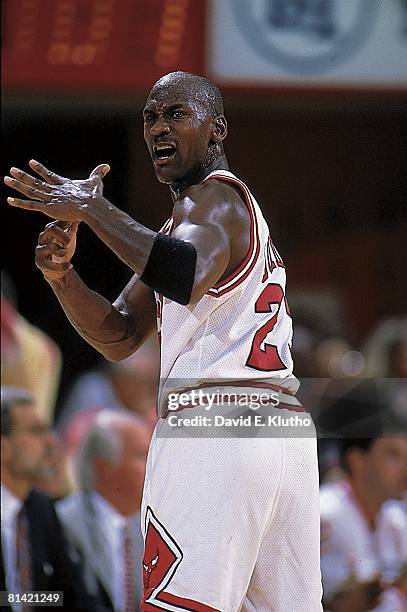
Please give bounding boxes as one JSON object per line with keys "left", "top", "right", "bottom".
{"left": 171, "top": 181, "right": 248, "bottom": 304}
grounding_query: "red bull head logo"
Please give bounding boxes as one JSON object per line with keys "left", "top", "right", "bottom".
{"left": 143, "top": 551, "right": 159, "bottom": 590}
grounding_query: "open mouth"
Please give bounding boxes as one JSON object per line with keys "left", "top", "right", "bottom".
{"left": 153, "top": 143, "right": 177, "bottom": 164}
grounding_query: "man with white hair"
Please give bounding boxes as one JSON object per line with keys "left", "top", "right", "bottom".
{"left": 56, "top": 410, "right": 150, "bottom": 612}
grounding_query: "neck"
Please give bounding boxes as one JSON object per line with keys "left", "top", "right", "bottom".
{"left": 95, "top": 486, "right": 135, "bottom": 517}
{"left": 348, "top": 477, "right": 383, "bottom": 529}
{"left": 170, "top": 152, "right": 229, "bottom": 200}
{"left": 1, "top": 472, "right": 31, "bottom": 501}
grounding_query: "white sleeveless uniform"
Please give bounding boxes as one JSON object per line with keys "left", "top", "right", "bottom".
{"left": 141, "top": 172, "right": 322, "bottom": 611}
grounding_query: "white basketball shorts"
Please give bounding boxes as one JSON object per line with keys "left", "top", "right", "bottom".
{"left": 140, "top": 404, "right": 322, "bottom": 611}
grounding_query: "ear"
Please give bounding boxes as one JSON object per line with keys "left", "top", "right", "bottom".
{"left": 346, "top": 447, "right": 367, "bottom": 477}
{"left": 211, "top": 115, "right": 228, "bottom": 143}
{"left": 1, "top": 436, "right": 12, "bottom": 463}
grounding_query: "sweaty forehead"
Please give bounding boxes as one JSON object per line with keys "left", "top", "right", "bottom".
{"left": 145, "top": 80, "right": 211, "bottom": 114}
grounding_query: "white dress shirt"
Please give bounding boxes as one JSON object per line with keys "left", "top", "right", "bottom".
{"left": 90, "top": 492, "right": 133, "bottom": 612}
{"left": 1, "top": 483, "right": 24, "bottom": 611}
{"left": 320, "top": 480, "right": 407, "bottom": 611}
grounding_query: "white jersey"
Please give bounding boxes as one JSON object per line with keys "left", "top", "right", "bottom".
{"left": 142, "top": 171, "right": 321, "bottom": 609}
{"left": 155, "top": 170, "right": 300, "bottom": 417}
{"left": 320, "top": 480, "right": 407, "bottom": 611}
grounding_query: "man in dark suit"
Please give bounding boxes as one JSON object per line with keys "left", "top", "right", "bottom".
{"left": 1, "top": 386, "right": 107, "bottom": 611}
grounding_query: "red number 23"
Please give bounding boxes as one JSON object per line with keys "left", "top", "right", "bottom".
{"left": 246, "top": 283, "right": 287, "bottom": 371}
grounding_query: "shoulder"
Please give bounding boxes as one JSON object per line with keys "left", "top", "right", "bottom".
{"left": 173, "top": 179, "right": 248, "bottom": 228}
{"left": 320, "top": 481, "right": 354, "bottom": 529}
{"left": 56, "top": 493, "right": 93, "bottom": 549}
{"left": 380, "top": 500, "right": 407, "bottom": 531}
{"left": 187, "top": 179, "right": 245, "bottom": 208}
{"left": 320, "top": 482, "right": 363, "bottom": 551}
{"left": 56, "top": 491, "right": 86, "bottom": 524}
{"left": 320, "top": 481, "right": 348, "bottom": 520}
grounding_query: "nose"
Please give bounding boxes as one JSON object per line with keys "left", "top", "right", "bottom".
{"left": 150, "top": 115, "right": 170, "bottom": 137}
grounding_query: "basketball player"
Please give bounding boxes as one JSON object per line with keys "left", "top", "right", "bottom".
{"left": 5, "top": 72, "right": 322, "bottom": 611}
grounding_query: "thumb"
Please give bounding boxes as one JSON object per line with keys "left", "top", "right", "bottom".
{"left": 52, "top": 220, "right": 79, "bottom": 234}
{"left": 89, "top": 163, "right": 110, "bottom": 180}
{"left": 67, "top": 221, "right": 80, "bottom": 236}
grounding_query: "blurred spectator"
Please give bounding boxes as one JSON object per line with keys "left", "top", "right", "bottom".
{"left": 1, "top": 386, "right": 104, "bottom": 611}
{"left": 291, "top": 323, "right": 320, "bottom": 377}
{"left": 56, "top": 410, "right": 150, "bottom": 611}
{"left": 32, "top": 431, "right": 73, "bottom": 500}
{"left": 315, "top": 338, "right": 365, "bottom": 379}
{"left": 1, "top": 271, "right": 62, "bottom": 423}
{"left": 363, "top": 317, "right": 407, "bottom": 377}
{"left": 319, "top": 382, "right": 407, "bottom": 611}
{"left": 57, "top": 338, "right": 158, "bottom": 459}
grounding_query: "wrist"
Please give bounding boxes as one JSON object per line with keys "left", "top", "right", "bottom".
{"left": 81, "top": 194, "right": 112, "bottom": 226}
{"left": 44, "top": 265, "right": 74, "bottom": 290}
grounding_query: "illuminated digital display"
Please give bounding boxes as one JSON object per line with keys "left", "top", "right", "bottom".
{"left": 2, "top": 0, "right": 206, "bottom": 91}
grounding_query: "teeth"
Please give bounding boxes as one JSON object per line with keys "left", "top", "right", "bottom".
{"left": 154, "top": 144, "right": 175, "bottom": 151}
{"left": 154, "top": 144, "right": 176, "bottom": 160}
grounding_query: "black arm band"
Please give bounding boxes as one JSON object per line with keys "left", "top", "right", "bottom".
{"left": 140, "top": 233, "right": 197, "bottom": 305}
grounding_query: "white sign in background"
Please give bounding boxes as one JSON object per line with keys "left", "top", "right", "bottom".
{"left": 208, "top": 0, "right": 407, "bottom": 87}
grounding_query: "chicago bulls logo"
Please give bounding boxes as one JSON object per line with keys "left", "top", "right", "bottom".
{"left": 141, "top": 507, "right": 220, "bottom": 611}
{"left": 143, "top": 551, "right": 159, "bottom": 591}
{"left": 142, "top": 506, "right": 183, "bottom": 608}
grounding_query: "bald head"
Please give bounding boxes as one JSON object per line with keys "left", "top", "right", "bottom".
{"left": 149, "top": 71, "right": 224, "bottom": 118}
{"left": 144, "top": 71, "right": 228, "bottom": 187}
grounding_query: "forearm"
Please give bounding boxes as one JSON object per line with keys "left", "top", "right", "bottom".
{"left": 84, "top": 196, "right": 156, "bottom": 274}
{"left": 46, "top": 268, "right": 139, "bottom": 361}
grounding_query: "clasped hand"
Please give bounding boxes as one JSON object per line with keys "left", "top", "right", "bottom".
{"left": 4, "top": 159, "right": 110, "bottom": 222}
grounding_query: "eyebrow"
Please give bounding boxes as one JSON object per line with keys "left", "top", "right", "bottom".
{"left": 143, "top": 103, "right": 188, "bottom": 116}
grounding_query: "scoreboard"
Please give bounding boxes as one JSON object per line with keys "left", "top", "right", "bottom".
{"left": 3, "top": 0, "right": 406, "bottom": 92}
{"left": 2, "top": 0, "right": 206, "bottom": 91}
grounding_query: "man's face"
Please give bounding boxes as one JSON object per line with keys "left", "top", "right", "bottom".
{"left": 143, "top": 84, "right": 214, "bottom": 185}
{"left": 364, "top": 437, "right": 407, "bottom": 500}
{"left": 101, "top": 423, "right": 150, "bottom": 514}
{"left": 2, "top": 404, "right": 52, "bottom": 481}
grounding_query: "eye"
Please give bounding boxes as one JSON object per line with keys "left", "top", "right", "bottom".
{"left": 144, "top": 112, "right": 155, "bottom": 123}
{"left": 171, "top": 110, "right": 185, "bottom": 119}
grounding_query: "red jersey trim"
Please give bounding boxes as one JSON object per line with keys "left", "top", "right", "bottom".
{"left": 173, "top": 379, "right": 298, "bottom": 397}
{"left": 203, "top": 173, "right": 260, "bottom": 297}
{"left": 159, "top": 218, "right": 174, "bottom": 235}
{"left": 156, "top": 591, "right": 220, "bottom": 611}
{"left": 165, "top": 380, "right": 304, "bottom": 414}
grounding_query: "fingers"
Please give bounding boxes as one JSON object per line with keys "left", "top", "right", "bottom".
{"left": 7, "top": 196, "right": 68, "bottom": 222}
{"left": 4, "top": 176, "right": 52, "bottom": 202}
{"left": 36, "top": 244, "right": 72, "bottom": 271}
{"left": 67, "top": 220, "right": 80, "bottom": 234}
{"left": 44, "top": 220, "right": 79, "bottom": 233}
{"left": 89, "top": 163, "right": 110, "bottom": 180}
{"left": 9, "top": 167, "right": 52, "bottom": 192}
{"left": 29, "top": 159, "right": 64, "bottom": 185}
{"left": 7, "top": 196, "right": 46, "bottom": 213}
{"left": 38, "top": 224, "right": 71, "bottom": 246}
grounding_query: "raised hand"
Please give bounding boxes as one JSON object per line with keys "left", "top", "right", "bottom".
{"left": 4, "top": 159, "right": 110, "bottom": 222}
{"left": 35, "top": 220, "right": 79, "bottom": 281}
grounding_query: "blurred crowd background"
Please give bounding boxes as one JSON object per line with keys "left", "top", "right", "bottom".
{"left": 2, "top": 1, "right": 406, "bottom": 611}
